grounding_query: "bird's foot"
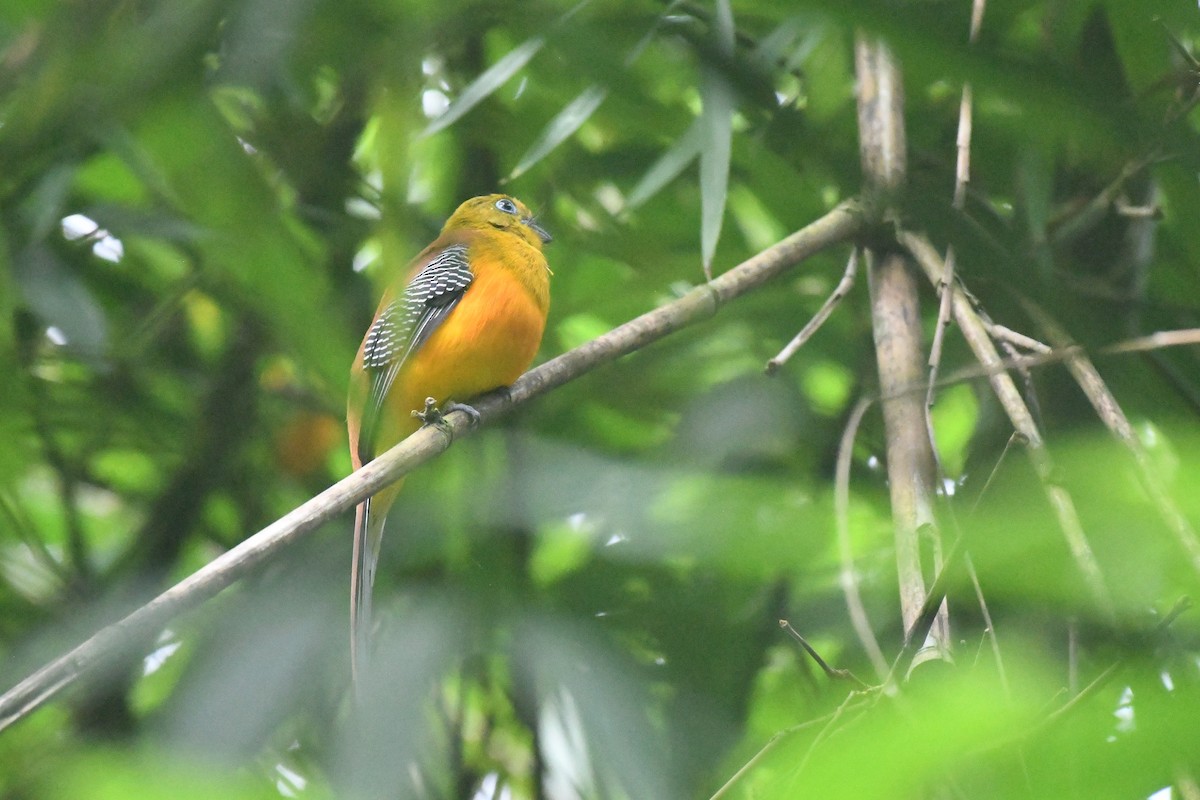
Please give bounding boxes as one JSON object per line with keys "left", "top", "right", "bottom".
{"left": 411, "top": 397, "right": 482, "bottom": 430}
{"left": 444, "top": 400, "right": 482, "bottom": 427}
{"left": 412, "top": 397, "right": 447, "bottom": 429}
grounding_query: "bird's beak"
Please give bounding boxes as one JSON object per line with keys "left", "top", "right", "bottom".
{"left": 524, "top": 217, "right": 552, "bottom": 244}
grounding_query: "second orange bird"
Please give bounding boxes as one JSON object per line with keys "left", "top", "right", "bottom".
{"left": 347, "top": 194, "right": 552, "bottom": 683}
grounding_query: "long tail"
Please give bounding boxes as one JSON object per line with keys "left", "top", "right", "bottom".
{"left": 350, "top": 494, "right": 387, "bottom": 693}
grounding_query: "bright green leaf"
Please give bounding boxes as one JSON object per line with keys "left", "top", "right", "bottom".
{"left": 624, "top": 117, "right": 703, "bottom": 210}
{"left": 422, "top": 37, "right": 545, "bottom": 137}
{"left": 699, "top": 64, "right": 733, "bottom": 278}
{"left": 508, "top": 84, "right": 607, "bottom": 180}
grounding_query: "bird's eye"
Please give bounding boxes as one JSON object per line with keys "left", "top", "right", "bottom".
{"left": 495, "top": 198, "right": 518, "bottom": 215}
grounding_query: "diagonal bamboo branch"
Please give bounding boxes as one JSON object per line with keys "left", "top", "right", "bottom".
{"left": 765, "top": 248, "right": 859, "bottom": 375}
{"left": 0, "top": 201, "right": 864, "bottom": 735}
{"left": 901, "top": 231, "right": 1114, "bottom": 617}
{"left": 927, "top": 0, "right": 987, "bottom": 415}
{"left": 1019, "top": 299, "right": 1200, "bottom": 577}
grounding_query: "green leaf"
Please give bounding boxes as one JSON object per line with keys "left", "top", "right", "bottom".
{"left": 624, "top": 117, "right": 703, "bottom": 210}
{"left": 508, "top": 84, "right": 607, "bottom": 180}
{"left": 752, "top": 17, "right": 804, "bottom": 66}
{"left": 14, "top": 244, "right": 109, "bottom": 358}
{"left": 712, "top": 0, "right": 735, "bottom": 57}
{"left": 421, "top": 37, "right": 545, "bottom": 137}
{"left": 698, "top": 0, "right": 735, "bottom": 278}
{"left": 699, "top": 64, "right": 733, "bottom": 278}
{"left": 20, "top": 163, "right": 75, "bottom": 241}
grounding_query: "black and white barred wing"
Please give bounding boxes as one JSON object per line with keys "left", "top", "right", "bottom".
{"left": 356, "top": 243, "right": 473, "bottom": 463}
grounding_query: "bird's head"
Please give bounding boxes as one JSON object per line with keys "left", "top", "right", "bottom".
{"left": 444, "top": 194, "right": 552, "bottom": 249}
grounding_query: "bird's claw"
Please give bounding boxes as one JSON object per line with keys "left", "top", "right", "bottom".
{"left": 412, "top": 397, "right": 446, "bottom": 428}
{"left": 444, "top": 401, "right": 482, "bottom": 428}
{"left": 411, "top": 397, "right": 482, "bottom": 430}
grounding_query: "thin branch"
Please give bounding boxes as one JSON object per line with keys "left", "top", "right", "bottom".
{"left": 1104, "top": 327, "right": 1200, "bottom": 355}
{"left": 971, "top": 432, "right": 1022, "bottom": 513}
{"left": 1067, "top": 618, "right": 1080, "bottom": 697}
{"left": 984, "top": 322, "right": 1051, "bottom": 354}
{"left": 1113, "top": 195, "right": 1161, "bottom": 219}
{"left": 926, "top": 246, "right": 956, "bottom": 411}
{"left": 0, "top": 201, "right": 865, "bottom": 734}
{"left": 834, "top": 396, "right": 890, "bottom": 680}
{"left": 1019, "top": 300, "right": 1200, "bottom": 578}
{"left": 965, "top": 552, "right": 1011, "bottom": 698}
{"left": 968, "top": 0, "right": 986, "bottom": 43}
{"left": 972, "top": 598, "right": 1192, "bottom": 760}
{"left": 0, "top": 488, "right": 69, "bottom": 586}
{"left": 901, "top": 231, "right": 1114, "bottom": 618}
{"left": 1037, "top": 599, "right": 1190, "bottom": 735}
{"left": 927, "top": 328, "right": 1200, "bottom": 393}
{"left": 1048, "top": 155, "right": 1155, "bottom": 248}
{"left": 766, "top": 248, "right": 857, "bottom": 375}
{"left": 928, "top": 0, "right": 985, "bottom": 453}
{"left": 794, "top": 689, "right": 870, "bottom": 780}
{"left": 779, "top": 619, "right": 870, "bottom": 690}
{"left": 707, "top": 698, "right": 872, "bottom": 800}
{"left": 28, "top": 379, "right": 91, "bottom": 587}
{"left": 1035, "top": 661, "right": 1121, "bottom": 735}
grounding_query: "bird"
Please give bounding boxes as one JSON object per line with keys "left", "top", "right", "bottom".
{"left": 346, "top": 194, "right": 552, "bottom": 687}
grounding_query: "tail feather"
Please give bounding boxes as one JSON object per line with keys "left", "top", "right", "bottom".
{"left": 350, "top": 496, "right": 386, "bottom": 693}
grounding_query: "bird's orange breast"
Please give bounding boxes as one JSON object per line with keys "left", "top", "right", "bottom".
{"left": 385, "top": 257, "right": 547, "bottom": 440}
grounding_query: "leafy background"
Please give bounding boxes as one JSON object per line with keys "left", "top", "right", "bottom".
{"left": 2, "top": 0, "right": 1200, "bottom": 798}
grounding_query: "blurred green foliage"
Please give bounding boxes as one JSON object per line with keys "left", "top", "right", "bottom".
{"left": 1, "top": 0, "right": 1199, "bottom": 798}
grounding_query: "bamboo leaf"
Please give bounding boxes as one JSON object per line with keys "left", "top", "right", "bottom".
{"left": 699, "top": 0, "right": 735, "bottom": 278}
{"left": 508, "top": 84, "right": 608, "bottom": 181}
{"left": 624, "top": 118, "right": 703, "bottom": 211}
{"left": 712, "top": 0, "right": 734, "bottom": 57}
{"left": 422, "top": 37, "right": 545, "bottom": 137}
{"left": 15, "top": 243, "right": 109, "bottom": 359}
{"left": 699, "top": 65, "right": 733, "bottom": 279}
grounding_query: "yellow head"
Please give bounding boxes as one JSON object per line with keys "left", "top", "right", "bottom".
{"left": 442, "top": 194, "right": 552, "bottom": 250}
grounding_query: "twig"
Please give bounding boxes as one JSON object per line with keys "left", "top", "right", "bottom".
{"left": 984, "top": 323, "right": 1051, "bottom": 354}
{"left": 1068, "top": 619, "right": 1082, "bottom": 698}
{"left": 924, "top": 328, "right": 1200, "bottom": 393}
{"left": 1043, "top": 598, "right": 1192, "bottom": 733}
{"left": 1113, "top": 195, "right": 1161, "bottom": 219}
{"left": 779, "top": 619, "right": 871, "bottom": 690}
{"left": 1104, "top": 328, "right": 1200, "bottom": 355}
{"left": 965, "top": 552, "right": 1011, "bottom": 698}
{"left": 834, "top": 396, "right": 890, "bottom": 680}
{"left": 1020, "top": 299, "right": 1200, "bottom": 578}
{"left": 766, "top": 248, "right": 858, "bottom": 374}
{"left": 1035, "top": 661, "right": 1121, "bottom": 735}
{"left": 793, "top": 690, "right": 868, "bottom": 780}
{"left": 967, "top": 0, "right": 986, "bottom": 47}
{"left": 925, "top": 0, "right": 984, "bottom": 410}
{"left": 926, "top": 246, "right": 956, "bottom": 413}
{"left": 28, "top": 378, "right": 91, "bottom": 587}
{"left": 706, "top": 698, "right": 872, "bottom": 800}
{"left": 901, "top": 231, "right": 1114, "bottom": 619}
{"left": 1000, "top": 597, "right": 1192, "bottom": 750}
{"left": 1048, "top": 155, "right": 1155, "bottom": 248}
{"left": 0, "top": 489, "right": 69, "bottom": 586}
{"left": 0, "top": 202, "right": 865, "bottom": 734}
{"left": 971, "top": 432, "right": 1022, "bottom": 514}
